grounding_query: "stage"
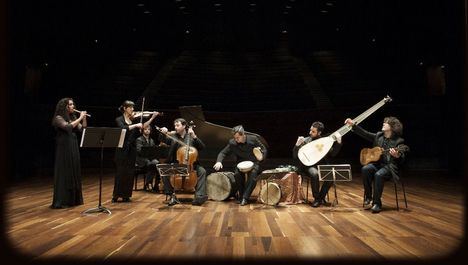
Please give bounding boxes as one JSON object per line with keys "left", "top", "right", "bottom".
{"left": 4, "top": 170, "right": 464, "bottom": 261}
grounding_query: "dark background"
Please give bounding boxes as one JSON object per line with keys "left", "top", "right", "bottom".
{"left": 5, "top": 0, "right": 467, "bottom": 181}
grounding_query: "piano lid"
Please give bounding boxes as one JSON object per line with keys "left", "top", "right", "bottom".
{"left": 179, "top": 105, "right": 268, "bottom": 159}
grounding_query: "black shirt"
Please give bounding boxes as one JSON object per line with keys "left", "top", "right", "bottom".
{"left": 216, "top": 135, "right": 267, "bottom": 164}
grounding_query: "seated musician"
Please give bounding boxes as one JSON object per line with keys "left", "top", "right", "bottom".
{"left": 158, "top": 118, "right": 208, "bottom": 206}
{"left": 213, "top": 125, "right": 267, "bottom": 206}
{"left": 344, "top": 116, "right": 408, "bottom": 213}
{"left": 293, "top": 121, "right": 342, "bottom": 207}
{"left": 136, "top": 124, "right": 160, "bottom": 193}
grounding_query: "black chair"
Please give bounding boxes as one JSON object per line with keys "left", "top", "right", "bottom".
{"left": 361, "top": 176, "right": 408, "bottom": 211}
{"left": 134, "top": 166, "right": 149, "bottom": 191}
{"left": 302, "top": 175, "right": 329, "bottom": 204}
{"left": 393, "top": 178, "right": 408, "bottom": 211}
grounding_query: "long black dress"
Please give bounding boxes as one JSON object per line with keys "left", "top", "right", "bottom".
{"left": 51, "top": 115, "right": 84, "bottom": 208}
{"left": 113, "top": 116, "right": 140, "bottom": 199}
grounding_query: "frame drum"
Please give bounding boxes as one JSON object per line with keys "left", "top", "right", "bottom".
{"left": 253, "top": 147, "right": 263, "bottom": 161}
{"left": 207, "top": 172, "right": 237, "bottom": 201}
{"left": 259, "top": 182, "right": 282, "bottom": 205}
{"left": 237, "top": 161, "right": 254, "bottom": 173}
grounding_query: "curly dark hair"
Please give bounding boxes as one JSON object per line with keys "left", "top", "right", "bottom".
{"left": 384, "top": 116, "right": 403, "bottom": 136}
{"left": 52, "top": 97, "right": 76, "bottom": 123}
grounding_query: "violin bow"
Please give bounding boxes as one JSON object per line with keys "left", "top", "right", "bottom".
{"left": 140, "top": 96, "right": 145, "bottom": 126}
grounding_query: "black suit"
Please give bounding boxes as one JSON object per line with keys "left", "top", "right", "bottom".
{"left": 351, "top": 125, "right": 408, "bottom": 207}
{"left": 136, "top": 135, "right": 160, "bottom": 189}
{"left": 216, "top": 135, "right": 267, "bottom": 201}
{"left": 158, "top": 132, "right": 207, "bottom": 198}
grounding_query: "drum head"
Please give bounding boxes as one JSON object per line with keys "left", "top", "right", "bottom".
{"left": 253, "top": 147, "right": 263, "bottom": 161}
{"left": 260, "top": 182, "right": 281, "bottom": 205}
{"left": 207, "top": 172, "right": 233, "bottom": 201}
{"left": 237, "top": 161, "right": 254, "bottom": 173}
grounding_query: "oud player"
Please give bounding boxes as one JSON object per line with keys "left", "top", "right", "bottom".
{"left": 344, "top": 117, "right": 408, "bottom": 213}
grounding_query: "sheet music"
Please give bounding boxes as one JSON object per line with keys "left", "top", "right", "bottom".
{"left": 80, "top": 128, "right": 86, "bottom": 147}
{"left": 118, "top": 129, "right": 126, "bottom": 148}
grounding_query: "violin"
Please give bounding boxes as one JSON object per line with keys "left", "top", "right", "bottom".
{"left": 132, "top": 111, "right": 163, "bottom": 119}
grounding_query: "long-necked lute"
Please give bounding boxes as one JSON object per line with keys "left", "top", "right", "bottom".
{"left": 298, "top": 95, "right": 393, "bottom": 166}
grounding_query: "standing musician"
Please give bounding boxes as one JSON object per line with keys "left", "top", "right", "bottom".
{"left": 158, "top": 118, "right": 208, "bottom": 206}
{"left": 113, "top": 100, "right": 159, "bottom": 203}
{"left": 293, "top": 121, "right": 342, "bottom": 207}
{"left": 51, "top": 98, "right": 87, "bottom": 208}
{"left": 213, "top": 125, "right": 267, "bottom": 206}
{"left": 344, "top": 116, "right": 408, "bottom": 213}
{"left": 136, "top": 124, "right": 161, "bottom": 193}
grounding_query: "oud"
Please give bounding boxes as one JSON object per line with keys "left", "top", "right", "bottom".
{"left": 298, "top": 96, "right": 393, "bottom": 166}
{"left": 360, "top": 145, "right": 409, "bottom": 166}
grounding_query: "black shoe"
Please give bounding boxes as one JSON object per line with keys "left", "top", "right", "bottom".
{"left": 240, "top": 198, "right": 249, "bottom": 206}
{"left": 192, "top": 196, "right": 208, "bottom": 206}
{"left": 111, "top": 197, "right": 118, "bottom": 203}
{"left": 363, "top": 198, "right": 372, "bottom": 206}
{"left": 168, "top": 195, "right": 179, "bottom": 206}
{"left": 235, "top": 199, "right": 242, "bottom": 204}
{"left": 152, "top": 183, "right": 160, "bottom": 193}
{"left": 371, "top": 204, "right": 382, "bottom": 213}
{"left": 122, "top": 197, "right": 131, "bottom": 203}
{"left": 311, "top": 199, "right": 321, "bottom": 208}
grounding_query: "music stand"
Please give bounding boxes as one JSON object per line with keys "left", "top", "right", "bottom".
{"left": 156, "top": 163, "right": 189, "bottom": 204}
{"left": 318, "top": 164, "right": 352, "bottom": 207}
{"left": 80, "top": 127, "right": 126, "bottom": 215}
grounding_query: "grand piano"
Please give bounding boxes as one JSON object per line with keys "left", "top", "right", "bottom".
{"left": 152, "top": 105, "right": 268, "bottom": 170}
{"left": 178, "top": 105, "right": 269, "bottom": 161}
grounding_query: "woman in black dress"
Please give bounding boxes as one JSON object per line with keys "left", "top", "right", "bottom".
{"left": 51, "top": 98, "right": 87, "bottom": 209}
{"left": 113, "top": 100, "right": 159, "bottom": 202}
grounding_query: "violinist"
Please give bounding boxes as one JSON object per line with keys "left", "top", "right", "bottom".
{"left": 158, "top": 118, "right": 208, "bottom": 206}
{"left": 112, "top": 100, "right": 159, "bottom": 203}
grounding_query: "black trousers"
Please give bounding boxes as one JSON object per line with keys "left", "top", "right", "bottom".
{"left": 300, "top": 166, "right": 332, "bottom": 200}
{"left": 140, "top": 159, "right": 161, "bottom": 186}
{"left": 161, "top": 165, "right": 207, "bottom": 198}
{"left": 234, "top": 164, "right": 260, "bottom": 200}
{"left": 361, "top": 163, "right": 392, "bottom": 206}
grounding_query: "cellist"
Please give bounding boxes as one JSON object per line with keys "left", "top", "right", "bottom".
{"left": 158, "top": 118, "right": 208, "bottom": 206}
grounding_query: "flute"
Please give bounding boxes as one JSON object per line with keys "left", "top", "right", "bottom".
{"left": 74, "top": 109, "right": 91, "bottom": 117}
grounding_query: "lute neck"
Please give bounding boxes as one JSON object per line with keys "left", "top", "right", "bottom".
{"left": 333, "top": 96, "right": 391, "bottom": 138}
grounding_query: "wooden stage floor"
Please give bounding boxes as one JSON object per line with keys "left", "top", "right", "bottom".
{"left": 4, "top": 171, "right": 465, "bottom": 261}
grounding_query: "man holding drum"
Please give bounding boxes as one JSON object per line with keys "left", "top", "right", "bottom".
{"left": 293, "top": 121, "right": 342, "bottom": 207}
{"left": 213, "top": 125, "right": 267, "bottom": 206}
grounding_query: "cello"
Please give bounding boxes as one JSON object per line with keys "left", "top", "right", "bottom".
{"left": 155, "top": 122, "right": 198, "bottom": 192}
